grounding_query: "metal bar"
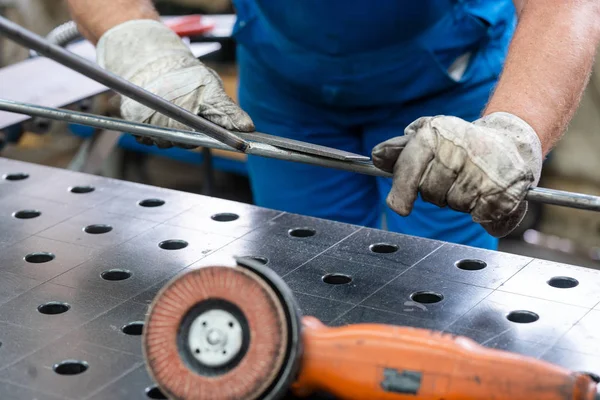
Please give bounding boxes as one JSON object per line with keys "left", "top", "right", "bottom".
{"left": 0, "top": 15, "right": 249, "bottom": 153}
{"left": 0, "top": 99, "right": 411, "bottom": 174}
{"left": 524, "top": 187, "right": 600, "bottom": 212}
{"left": 2, "top": 98, "right": 600, "bottom": 213}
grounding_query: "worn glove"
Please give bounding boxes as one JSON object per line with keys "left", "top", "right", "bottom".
{"left": 371, "top": 112, "right": 543, "bottom": 238}
{"left": 96, "top": 19, "right": 254, "bottom": 149}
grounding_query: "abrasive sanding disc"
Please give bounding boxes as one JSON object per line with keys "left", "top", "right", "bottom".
{"left": 143, "top": 265, "right": 290, "bottom": 400}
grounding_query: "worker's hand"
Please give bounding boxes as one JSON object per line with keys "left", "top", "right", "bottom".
{"left": 96, "top": 19, "right": 254, "bottom": 149}
{"left": 371, "top": 112, "right": 543, "bottom": 238}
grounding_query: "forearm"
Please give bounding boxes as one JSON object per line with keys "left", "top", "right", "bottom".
{"left": 66, "top": 0, "right": 159, "bottom": 44}
{"left": 484, "top": 0, "right": 600, "bottom": 155}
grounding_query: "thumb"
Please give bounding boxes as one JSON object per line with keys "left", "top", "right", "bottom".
{"left": 371, "top": 135, "right": 411, "bottom": 173}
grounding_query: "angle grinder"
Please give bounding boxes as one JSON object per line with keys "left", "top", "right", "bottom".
{"left": 142, "top": 257, "right": 600, "bottom": 400}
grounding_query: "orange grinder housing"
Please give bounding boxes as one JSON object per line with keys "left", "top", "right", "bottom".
{"left": 292, "top": 316, "right": 599, "bottom": 400}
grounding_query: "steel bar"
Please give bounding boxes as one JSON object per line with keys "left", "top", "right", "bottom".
{"left": 0, "top": 15, "right": 249, "bottom": 153}
{"left": 2, "top": 98, "right": 600, "bottom": 213}
{"left": 524, "top": 187, "right": 600, "bottom": 212}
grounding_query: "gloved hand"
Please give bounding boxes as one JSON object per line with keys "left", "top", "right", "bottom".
{"left": 96, "top": 19, "right": 254, "bottom": 149}
{"left": 371, "top": 112, "right": 543, "bottom": 238}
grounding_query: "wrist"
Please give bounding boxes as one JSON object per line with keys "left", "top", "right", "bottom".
{"left": 67, "top": 0, "right": 160, "bottom": 44}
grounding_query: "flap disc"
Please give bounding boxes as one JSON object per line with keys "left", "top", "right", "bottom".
{"left": 143, "top": 265, "right": 293, "bottom": 400}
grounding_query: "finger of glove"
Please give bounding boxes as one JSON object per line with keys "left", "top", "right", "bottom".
{"left": 139, "top": 93, "right": 202, "bottom": 148}
{"left": 135, "top": 134, "right": 172, "bottom": 149}
{"left": 445, "top": 163, "right": 485, "bottom": 213}
{"left": 404, "top": 116, "right": 435, "bottom": 136}
{"left": 121, "top": 65, "right": 254, "bottom": 133}
{"left": 153, "top": 138, "right": 175, "bottom": 149}
{"left": 418, "top": 158, "right": 458, "bottom": 208}
{"left": 386, "top": 133, "right": 435, "bottom": 216}
{"left": 480, "top": 201, "right": 528, "bottom": 238}
{"left": 371, "top": 135, "right": 411, "bottom": 173}
{"left": 174, "top": 142, "right": 199, "bottom": 150}
{"left": 471, "top": 183, "right": 525, "bottom": 224}
{"left": 199, "top": 81, "right": 255, "bottom": 132}
{"left": 135, "top": 135, "right": 154, "bottom": 146}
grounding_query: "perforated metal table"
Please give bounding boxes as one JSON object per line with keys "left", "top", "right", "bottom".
{"left": 0, "top": 157, "right": 598, "bottom": 400}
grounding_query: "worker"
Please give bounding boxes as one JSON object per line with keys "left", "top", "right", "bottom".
{"left": 66, "top": 0, "right": 600, "bottom": 250}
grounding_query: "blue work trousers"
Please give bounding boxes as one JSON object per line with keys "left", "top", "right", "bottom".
{"left": 233, "top": 2, "right": 517, "bottom": 250}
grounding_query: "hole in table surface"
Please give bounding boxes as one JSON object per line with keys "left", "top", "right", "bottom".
{"left": 69, "top": 185, "right": 95, "bottom": 194}
{"left": 146, "top": 385, "right": 167, "bottom": 399}
{"left": 101, "top": 269, "right": 132, "bottom": 281}
{"left": 84, "top": 224, "right": 113, "bottom": 234}
{"left": 13, "top": 209, "right": 41, "bottom": 219}
{"left": 506, "top": 310, "right": 539, "bottom": 324}
{"left": 211, "top": 213, "right": 239, "bottom": 222}
{"left": 159, "top": 239, "right": 188, "bottom": 250}
{"left": 38, "top": 302, "right": 70, "bottom": 315}
{"left": 3, "top": 173, "right": 29, "bottom": 181}
{"left": 25, "top": 252, "right": 55, "bottom": 264}
{"left": 121, "top": 321, "right": 144, "bottom": 336}
{"left": 547, "top": 276, "right": 579, "bottom": 289}
{"left": 410, "top": 291, "right": 444, "bottom": 304}
{"left": 138, "top": 199, "right": 165, "bottom": 208}
{"left": 369, "top": 243, "right": 399, "bottom": 254}
{"left": 53, "top": 360, "right": 88, "bottom": 375}
{"left": 288, "top": 228, "right": 316, "bottom": 238}
{"left": 455, "top": 259, "right": 487, "bottom": 271}
{"left": 322, "top": 273, "right": 352, "bottom": 285}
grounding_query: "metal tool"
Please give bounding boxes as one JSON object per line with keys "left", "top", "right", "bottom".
{"left": 143, "top": 257, "right": 600, "bottom": 400}
{"left": 1, "top": 98, "right": 600, "bottom": 213}
{"left": 0, "top": 16, "right": 368, "bottom": 162}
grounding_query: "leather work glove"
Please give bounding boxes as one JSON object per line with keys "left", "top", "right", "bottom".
{"left": 96, "top": 20, "right": 254, "bottom": 149}
{"left": 371, "top": 112, "right": 543, "bottom": 238}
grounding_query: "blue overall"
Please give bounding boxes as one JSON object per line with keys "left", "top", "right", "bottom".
{"left": 230, "top": 0, "right": 517, "bottom": 250}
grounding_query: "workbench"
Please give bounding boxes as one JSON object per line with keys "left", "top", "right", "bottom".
{"left": 0, "top": 157, "right": 599, "bottom": 400}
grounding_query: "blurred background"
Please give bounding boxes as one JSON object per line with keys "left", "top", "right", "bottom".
{"left": 1, "top": 0, "right": 599, "bottom": 269}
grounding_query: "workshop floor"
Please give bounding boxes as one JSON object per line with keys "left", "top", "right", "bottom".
{"left": 3, "top": 129, "right": 600, "bottom": 271}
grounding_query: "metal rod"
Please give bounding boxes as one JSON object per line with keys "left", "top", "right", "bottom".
{"left": 2, "top": 98, "right": 600, "bottom": 213}
{"left": 0, "top": 15, "right": 249, "bottom": 153}
{"left": 524, "top": 187, "right": 600, "bottom": 212}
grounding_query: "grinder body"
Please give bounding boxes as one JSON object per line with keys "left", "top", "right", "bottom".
{"left": 292, "top": 317, "right": 598, "bottom": 400}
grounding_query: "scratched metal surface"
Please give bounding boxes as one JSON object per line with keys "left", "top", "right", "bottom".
{"left": 0, "top": 157, "right": 599, "bottom": 400}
